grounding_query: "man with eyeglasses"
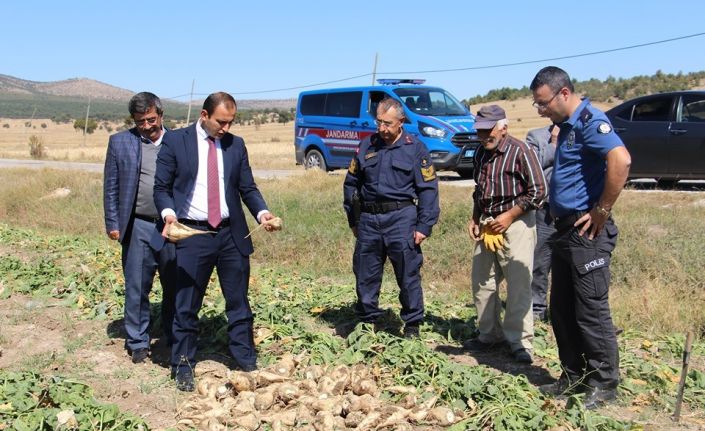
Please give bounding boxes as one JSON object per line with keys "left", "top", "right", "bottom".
{"left": 154, "top": 92, "right": 278, "bottom": 391}
{"left": 530, "top": 66, "right": 631, "bottom": 409}
{"left": 343, "top": 97, "right": 439, "bottom": 339}
{"left": 464, "top": 105, "right": 546, "bottom": 364}
{"left": 103, "top": 92, "right": 176, "bottom": 364}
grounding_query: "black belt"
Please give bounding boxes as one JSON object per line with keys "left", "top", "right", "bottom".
{"left": 134, "top": 214, "right": 160, "bottom": 223}
{"left": 552, "top": 211, "right": 586, "bottom": 231}
{"left": 179, "top": 218, "right": 230, "bottom": 230}
{"left": 361, "top": 200, "right": 414, "bottom": 214}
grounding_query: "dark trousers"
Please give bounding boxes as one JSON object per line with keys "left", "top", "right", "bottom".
{"left": 171, "top": 226, "right": 254, "bottom": 373}
{"left": 531, "top": 206, "right": 556, "bottom": 319}
{"left": 551, "top": 217, "right": 620, "bottom": 389}
{"left": 353, "top": 205, "right": 424, "bottom": 325}
{"left": 121, "top": 217, "right": 176, "bottom": 351}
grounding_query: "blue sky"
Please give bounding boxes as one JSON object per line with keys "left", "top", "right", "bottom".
{"left": 3, "top": 1, "right": 704, "bottom": 102}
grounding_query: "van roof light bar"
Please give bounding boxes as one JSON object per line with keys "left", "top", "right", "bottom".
{"left": 377, "top": 79, "right": 426, "bottom": 85}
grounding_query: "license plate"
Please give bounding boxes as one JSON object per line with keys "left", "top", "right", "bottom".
{"left": 464, "top": 149, "right": 475, "bottom": 157}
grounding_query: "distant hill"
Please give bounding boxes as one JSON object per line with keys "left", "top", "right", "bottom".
{"left": 0, "top": 74, "right": 296, "bottom": 120}
{"left": 0, "top": 74, "right": 134, "bottom": 101}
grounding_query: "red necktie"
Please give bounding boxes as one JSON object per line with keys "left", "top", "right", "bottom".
{"left": 207, "top": 136, "right": 222, "bottom": 228}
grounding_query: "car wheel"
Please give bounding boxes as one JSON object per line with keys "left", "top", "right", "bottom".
{"left": 304, "top": 149, "right": 327, "bottom": 171}
{"left": 456, "top": 168, "right": 473, "bottom": 179}
{"left": 657, "top": 179, "right": 678, "bottom": 189}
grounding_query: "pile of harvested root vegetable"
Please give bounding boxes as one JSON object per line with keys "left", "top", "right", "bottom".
{"left": 176, "top": 353, "right": 461, "bottom": 430}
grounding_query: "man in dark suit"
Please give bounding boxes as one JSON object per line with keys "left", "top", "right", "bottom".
{"left": 154, "top": 92, "right": 277, "bottom": 391}
{"left": 525, "top": 125, "right": 558, "bottom": 322}
{"left": 103, "top": 92, "right": 176, "bottom": 364}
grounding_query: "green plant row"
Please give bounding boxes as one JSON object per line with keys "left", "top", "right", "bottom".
{"left": 0, "top": 371, "right": 146, "bottom": 431}
{"left": 2, "top": 225, "right": 704, "bottom": 429}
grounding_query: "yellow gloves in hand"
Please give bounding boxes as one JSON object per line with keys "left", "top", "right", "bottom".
{"left": 480, "top": 224, "right": 505, "bottom": 252}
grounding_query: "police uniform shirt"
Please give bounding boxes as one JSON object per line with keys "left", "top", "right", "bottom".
{"left": 343, "top": 130, "right": 440, "bottom": 236}
{"left": 550, "top": 98, "right": 625, "bottom": 217}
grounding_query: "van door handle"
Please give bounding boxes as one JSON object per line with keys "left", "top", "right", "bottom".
{"left": 613, "top": 127, "right": 626, "bottom": 134}
{"left": 361, "top": 121, "right": 369, "bottom": 127}
{"left": 669, "top": 129, "right": 688, "bottom": 135}
{"left": 350, "top": 121, "right": 358, "bottom": 127}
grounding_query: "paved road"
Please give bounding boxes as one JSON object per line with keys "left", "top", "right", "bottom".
{"left": 3, "top": 159, "right": 703, "bottom": 192}
{"left": 0, "top": 158, "right": 305, "bottom": 180}
{"left": 0, "top": 159, "right": 476, "bottom": 185}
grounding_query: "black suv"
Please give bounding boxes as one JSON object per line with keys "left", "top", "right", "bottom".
{"left": 606, "top": 91, "right": 705, "bottom": 186}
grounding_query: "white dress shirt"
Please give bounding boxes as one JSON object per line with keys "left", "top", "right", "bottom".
{"left": 161, "top": 121, "right": 268, "bottom": 223}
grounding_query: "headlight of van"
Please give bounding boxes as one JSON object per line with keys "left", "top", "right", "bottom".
{"left": 419, "top": 122, "right": 447, "bottom": 138}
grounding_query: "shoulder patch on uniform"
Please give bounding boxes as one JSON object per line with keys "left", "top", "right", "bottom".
{"left": 421, "top": 164, "right": 436, "bottom": 182}
{"left": 579, "top": 107, "right": 593, "bottom": 124}
{"left": 364, "top": 151, "right": 378, "bottom": 160}
{"left": 348, "top": 158, "right": 357, "bottom": 174}
{"left": 597, "top": 122, "right": 612, "bottom": 134}
{"left": 404, "top": 135, "right": 414, "bottom": 144}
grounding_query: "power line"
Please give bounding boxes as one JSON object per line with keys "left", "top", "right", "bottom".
{"left": 164, "top": 31, "right": 705, "bottom": 99}
{"left": 382, "top": 31, "right": 705, "bottom": 74}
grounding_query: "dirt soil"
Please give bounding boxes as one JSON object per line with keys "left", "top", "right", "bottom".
{"left": 1, "top": 294, "right": 703, "bottom": 430}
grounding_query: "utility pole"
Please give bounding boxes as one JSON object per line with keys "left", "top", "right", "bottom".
{"left": 29, "top": 106, "right": 38, "bottom": 126}
{"left": 371, "top": 53, "right": 379, "bottom": 85}
{"left": 82, "top": 99, "right": 91, "bottom": 147}
{"left": 186, "top": 79, "right": 195, "bottom": 125}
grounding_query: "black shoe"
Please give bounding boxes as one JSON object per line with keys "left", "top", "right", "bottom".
{"left": 236, "top": 361, "right": 257, "bottom": 372}
{"left": 462, "top": 337, "right": 504, "bottom": 352}
{"left": 539, "top": 377, "right": 584, "bottom": 397}
{"left": 173, "top": 369, "right": 195, "bottom": 392}
{"left": 512, "top": 348, "right": 533, "bottom": 364}
{"left": 131, "top": 348, "right": 149, "bottom": 364}
{"left": 582, "top": 386, "right": 617, "bottom": 410}
{"left": 403, "top": 324, "right": 420, "bottom": 339}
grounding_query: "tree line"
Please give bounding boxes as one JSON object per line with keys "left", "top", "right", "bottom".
{"left": 0, "top": 93, "right": 297, "bottom": 127}
{"left": 463, "top": 70, "right": 705, "bottom": 106}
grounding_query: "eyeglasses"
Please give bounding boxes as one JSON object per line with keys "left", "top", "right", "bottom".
{"left": 532, "top": 90, "right": 561, "bottom": 109}
{"left": 133, "top": 116, "right": 160, "bottom": 126}
{"left": 375, "top": 119, "right": 397, "bottom": 128}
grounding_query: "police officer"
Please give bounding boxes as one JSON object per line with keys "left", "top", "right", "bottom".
{"left": 530, "top": 66, "right": 631, "bottom": 409}
{"left": 343, "top": 97, "right": 440, "bottom": 339}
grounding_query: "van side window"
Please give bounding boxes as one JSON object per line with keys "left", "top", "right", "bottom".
{"left": 300, "top": 94, "right": 326, "bottom": 116}
{"left": 368, "top": 91, "right": 388, "bottom": 117}
{"left": 324, "top": 92, "right": 362, "bottom": 117}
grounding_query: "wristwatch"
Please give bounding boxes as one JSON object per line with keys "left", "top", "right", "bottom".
{"left": 594, "top": 204, "right": 611, "bottom": 217}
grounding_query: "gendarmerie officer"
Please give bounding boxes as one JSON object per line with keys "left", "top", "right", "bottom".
{"left": 343, "top": 97, "right": 440, "bottom": 339}
{"left": 530, "top": 66, "right": 631, "bottom": 409}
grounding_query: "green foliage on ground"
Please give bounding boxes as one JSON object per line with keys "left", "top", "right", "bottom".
{"left": 0, "top": 370, "right": 147, "bottom": 430}
{"left": 0, "top": 169, "right": 704, "bottom": 336}
{"left": 1, "top": 224, "right": 704, "bottom": 429}
{"left": 464, "top": 70, "right": 705, "bottom": 105}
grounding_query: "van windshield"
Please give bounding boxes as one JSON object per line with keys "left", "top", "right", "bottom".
{"left": 394, "top": 88, "right": 468, "bottom": 116}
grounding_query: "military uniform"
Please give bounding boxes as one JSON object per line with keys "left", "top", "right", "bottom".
{"left": 550, "top": 98, "right": 623, "bottom": 390}
{"left": 343, "top": 131, "right": 440, "bottom": 326}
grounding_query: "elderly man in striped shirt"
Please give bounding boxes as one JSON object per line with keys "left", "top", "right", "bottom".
{"left": 465, "top": 105, "right": 547, "bottom": 364}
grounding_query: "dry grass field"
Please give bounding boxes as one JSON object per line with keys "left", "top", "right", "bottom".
{"left": 0, "top": 119, "right": 297, "bottom": 169}
{"left": 0, "top": 97, "right": 618, "bottom": 170}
